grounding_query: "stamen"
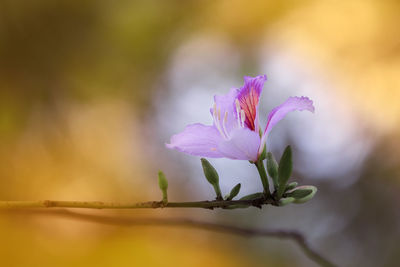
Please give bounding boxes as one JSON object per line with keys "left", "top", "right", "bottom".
{"left": 235, "top": 99, "right": 242, "bottom": 127}
{"left": 222, "top": 111, "right": 229, "bottom": 138}
{"left": 235, "top": 99, "right": 241, "bottom": 111}
{"left": 212, "top": 104, "right": 228, "bottom": 139}
{"left": 241, "top": 110, "right": 246, "bottom": 128}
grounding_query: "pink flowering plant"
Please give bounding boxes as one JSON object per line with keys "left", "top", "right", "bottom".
{"left": 0, "top": 74, "right": 333, "bottom": 266}
{"left": 165, "top": 75, "right": 317, "bottom": 207}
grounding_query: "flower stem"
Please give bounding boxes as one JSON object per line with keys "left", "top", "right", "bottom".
{"left": 255, "top": 160, "right": 271, "bottom": 197}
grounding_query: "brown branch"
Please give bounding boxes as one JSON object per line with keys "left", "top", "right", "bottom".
{"left": 2, "top": 209, "right": 336, "bottom": 267}
{"left": 0, "top": 198, "right": 276, "bottom": 210}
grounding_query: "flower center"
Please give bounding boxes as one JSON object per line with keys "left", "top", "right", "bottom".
{"left": 237, "top": 87, "right": 258, "bottom": 131}
{"left": 235, "top": 99, "right": 246, "bottom": 129}
{"left": 212, "top": 104, "right": 230, "bottom": 139}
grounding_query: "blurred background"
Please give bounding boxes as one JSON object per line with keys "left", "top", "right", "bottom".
{"left": 1, "top": 0, "right": 399, "bottom": 266}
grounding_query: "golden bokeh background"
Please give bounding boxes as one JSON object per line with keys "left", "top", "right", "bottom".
{"left": 1, "top": 0, "right": 399, "bottom": 266}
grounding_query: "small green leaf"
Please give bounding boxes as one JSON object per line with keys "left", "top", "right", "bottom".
{"left": 266, "top": 152, "right": 278, "bottom": 188}
{"left": 279, "top": 197, "right": 295, "bottom": 206}
{"left": 277, "top": 146, "right": 293, "bottom": 199}
{"left": 289, "top": 185, "right": 318, "bottom": 204}
{"left": 226, "top": 183, "right": 241, "bottom": 200}
{"left": 224, "top": 192, "right": 264, "bottom": 209}
{"left": 239, "top": 192, "right": 264, "bottom": 200}
{"left": 200, "top": 158, "right": 222, "bottom": 200}
{"left": 285, "top": 182, "right": 298, "bottom": 192}
{"left": 158, "top": 171, "right": 168, "bottom": 204}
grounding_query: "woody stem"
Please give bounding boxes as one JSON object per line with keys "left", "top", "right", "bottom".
{"left": 0, "top": 199, "right": 276, "bottom": 210}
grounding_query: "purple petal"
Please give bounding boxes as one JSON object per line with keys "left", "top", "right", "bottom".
{"left": 237, "top": 75, "right": 267, "bottom": 131}
{"left": 210, "top": 88, "right": 239, "bottom": 133}
{"left": 166, "top": 123, "right": 224, "bottom": 158}
{"left": 259, "top": 96, "right": 315, "bottom": 151}
{"left": 218, "top": 128, "right": 261, "bottom": 162}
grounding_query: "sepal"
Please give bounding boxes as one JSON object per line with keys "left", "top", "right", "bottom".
{"left": 279, "top": 197, "right": 295, "bottom": 206}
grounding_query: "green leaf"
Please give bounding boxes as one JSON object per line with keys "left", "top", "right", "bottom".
{"left": 266, "top": 152, "right": 278, "bottom": 188}
{"left": 285, "top": 182, "right": 298, "bottom": 192}
{"left": 200, "top": 158, "right": 222, "bottom": 200}
{"left": 224, "top": 192, "right": 264, "bottom": 209}
{"left": 226, "top": 183, "right": 241, "bottom": 200}
{"left": 158, "top": 171, "right": 168, "bottom": 204}
{"left": 239, "top": 192, "right": 264, "bottom": 200}
{"left": 277, "top": 145, "right": 293, "bottom": 198}
{"left": 288, "top": 185, "right": 318, "bottom": 204}
{"left": 279, "top": 197, "right": 295, "bottom": 206}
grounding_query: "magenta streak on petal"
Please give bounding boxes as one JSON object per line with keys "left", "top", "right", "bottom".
{"left": 237, "top": 75, "right": 266, "bottom": 131}
{"left": 258, "top": 96, "right": 315, "bottom": 154}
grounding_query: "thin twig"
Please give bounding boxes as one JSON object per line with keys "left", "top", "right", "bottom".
{"left": 0, "top": 198, "right": 276, "bottom": 210}
{"left": 2, "top": 209, "right": 336, "bottom": 267}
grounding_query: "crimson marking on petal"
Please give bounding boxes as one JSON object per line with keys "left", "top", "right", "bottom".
{"left": 238, "top": 87, "right": 259, "bottom": 131}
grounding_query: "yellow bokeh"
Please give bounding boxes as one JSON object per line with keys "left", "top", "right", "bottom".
{"left": 1, "top": 0, "right": 399, "bottom": 266}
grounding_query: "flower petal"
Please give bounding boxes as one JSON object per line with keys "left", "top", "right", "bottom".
{"left": 166, "top": 123, "right": 224, "bottom": 158}
{"left": 210, "top": 88, "right": 239, "bottom": 134}
{"left": 259, "top": 96, "right": 315, "bottom": 151}
{"left": 218, "top": 128, "right": 261, "bottom": 162}
{"left": 237, "top": 75, "right": 267, "bottom": 131}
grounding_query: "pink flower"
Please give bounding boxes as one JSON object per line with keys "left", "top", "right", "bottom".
{"left": 166, "top": 75, "right": 314, "bottom": 162}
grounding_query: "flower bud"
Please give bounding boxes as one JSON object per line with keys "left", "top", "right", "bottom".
{"left": 286, "top": 185, "right": 317, "bottom": 204}
{"left": 158, "top": 171, "right": 168, "bottom": 204}
{"left": 201, "top": 158, "right": 219, "bottom": 185}
{"left": 201, "top": 158, "right": 222, "bottom": 200}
